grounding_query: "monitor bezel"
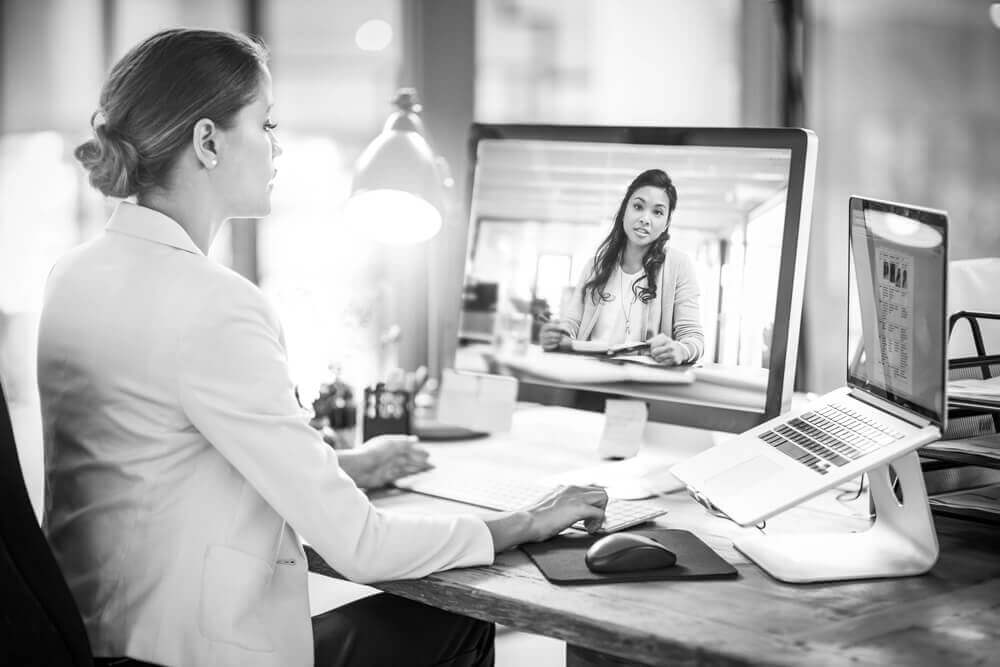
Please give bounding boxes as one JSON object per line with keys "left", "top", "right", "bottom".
{"left": 846, "top": 195, "right": 949, "bottom": 429}
{"left": 460, "top": 124, "right": 817, "bottom": 433}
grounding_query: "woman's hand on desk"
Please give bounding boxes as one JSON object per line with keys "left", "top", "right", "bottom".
{"left": 648, "top": 334, "right": 687, "bottom": 366}
{"left": 484, "top": 485, "right": 608, "bottom": 552}
{"left": 338, "top": 435, "right": 432, "bottom": 490}
{"left": 539, "top": 322, "right": 571, "bottom": 351}
{"left": 527, "top": 485, "right": 609, "bottom": 537}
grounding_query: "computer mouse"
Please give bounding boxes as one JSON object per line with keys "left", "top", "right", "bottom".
{"left": 584, "top": 533, "right": 677, "bottom": 574}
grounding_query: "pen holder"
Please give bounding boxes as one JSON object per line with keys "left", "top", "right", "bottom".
{"left": 362, "top": 384, "right": 412, "bottom": 441}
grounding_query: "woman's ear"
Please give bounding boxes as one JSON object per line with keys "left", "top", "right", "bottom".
{"left": 192, "top": 118, "right": 219, "bottom": 170}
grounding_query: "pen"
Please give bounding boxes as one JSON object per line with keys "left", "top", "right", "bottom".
{"left": 606, "top": 341, "right": 650, "bottom": 357}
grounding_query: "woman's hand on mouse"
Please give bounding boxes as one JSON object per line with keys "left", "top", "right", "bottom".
{"left": 538, "top": 322, "right": 570, "bottom": 351}
{"left": 648, "top": 334, "right": 687, "bottom": 366}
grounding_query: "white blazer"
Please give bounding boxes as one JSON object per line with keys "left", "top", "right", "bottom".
{"left": 38, "top": 202, "right": 494, "bottom": 667}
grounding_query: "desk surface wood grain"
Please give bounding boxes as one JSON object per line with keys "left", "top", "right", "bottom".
{"left": 308, "top": 407, "right": 1000, "bottom": 666}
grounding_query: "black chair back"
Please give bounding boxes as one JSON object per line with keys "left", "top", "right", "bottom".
{"left": 0, "top": 377, "right": 92, "bottom": 665}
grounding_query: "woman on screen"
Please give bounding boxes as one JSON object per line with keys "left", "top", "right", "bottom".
{"left": 539, "top": 168, "right": 704, "bottom": 366}
{"left": 38, "top": 28, "right": 607, "bottom": 667}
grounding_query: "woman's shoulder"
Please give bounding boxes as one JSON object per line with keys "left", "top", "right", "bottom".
{"left": 195, "top": 260, "right": 269, "bottom": 310}
{"left": 150, "top": 251, "right": 272, "bottom": 332}
{"left": 663, "top": 246, "right": 696, "bottom": 272}
{"left": 198, "top": 256, "right": 259, "bottom": 291}
{"left": 664, "top": 245, "right": 692, "bottom": 260}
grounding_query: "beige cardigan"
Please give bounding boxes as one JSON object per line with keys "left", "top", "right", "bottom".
{"left": 557, "top": 246, "right": 705, "bottom": 363}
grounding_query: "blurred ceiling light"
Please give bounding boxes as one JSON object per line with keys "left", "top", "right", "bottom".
{"left": 355, "top": 19, "right": 393, "bottom": 52}
{"left": 991, "top": 4, "right": 1000, "bottom": 29}
{"left": 867, "top": 210, "right": 943, "bottom": 248}
{"left": 343, "top": 89, "right": 450, "bottom": 245}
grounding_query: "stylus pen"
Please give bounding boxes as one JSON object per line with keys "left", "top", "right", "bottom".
{"left": 607, "top": 341, "right": 651, "bottom": 356}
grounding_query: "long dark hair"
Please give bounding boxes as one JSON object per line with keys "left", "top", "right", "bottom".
{"left": 75, "top": 28, "right": 268, "bottom": 198}
{"left": 582, "top": 169, "right": 678, "bottom": 305}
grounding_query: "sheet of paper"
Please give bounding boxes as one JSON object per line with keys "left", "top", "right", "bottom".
{"left": 541, "top": 455, "right": 686, "bottom": 499}
{"left": 924, "top": 435, "right": 1000, "bottom": 460}
{"left": 568, "top": 340, "right": 651, "bottom": 356}
{"left": 597, "top": 399, "right": 647, "bottom": 459}
{"left": 436, "top": 369, "right": 518, "bottom": 433}
{"left": 931, "top": 483, "right": 1000, "bottom": 513}
{"left": 607, "top": 355, "right": 661, "bottom": 367}
{"left": 494, "top": 349, "right": 695, "bottom": 385}
{"left": 569, "top": 340, "right": 608, "bottom": 353}
{"left": 948, "top": 376, "right": 1000, "bottom": 403}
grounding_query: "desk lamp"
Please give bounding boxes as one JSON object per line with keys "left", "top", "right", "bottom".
{"left": 342, "top": 88, "right": 451, "bottom": 244}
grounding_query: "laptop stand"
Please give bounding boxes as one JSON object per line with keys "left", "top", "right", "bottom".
{"left": 733, "top": 450, "right": 939, "bottom": 583}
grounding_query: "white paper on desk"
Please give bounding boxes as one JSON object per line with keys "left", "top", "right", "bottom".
{"left": 606, "top": 355, "right": 661, "bottom": 367}
{"left": 924, "top": 435, "right": 1000, "bottom": 459}
{"left": 542, "top": 455, "right": 685, "bottom": 499}
{"left": 494, "top": 349, "right": 694, "bottom": 385}
{"left": 436, "top": 369, "right": 518, "bottom": 433}
{"left": 948, "top": 376, "right": 1000, "bottom": 406}
{"left": 597, "top": 399, "right": 647, "bottom": 459}
{"left": 931, "top": 483, "right": 1000, "bottom": 512}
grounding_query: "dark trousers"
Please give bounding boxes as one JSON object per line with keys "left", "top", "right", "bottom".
{"left": 96, "top": 593, "right": 495, "bottom": 667}
{"left": 313, "top": 593, "right": 496, "bottom": 667}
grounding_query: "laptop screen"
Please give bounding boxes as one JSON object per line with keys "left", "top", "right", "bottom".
{"left": 847, "top": 197, "right": 948, "bottom": 427}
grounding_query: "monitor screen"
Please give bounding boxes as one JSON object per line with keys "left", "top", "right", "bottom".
{"left": 847, "top": 197, "right": 948, "bottom": 427}
{"left": 454, "top": 125, "right": 816, "bottom": 432}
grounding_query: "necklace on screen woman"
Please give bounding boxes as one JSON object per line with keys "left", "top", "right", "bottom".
{"left": 619, "top": 269, "right": 639, "bottom": 337}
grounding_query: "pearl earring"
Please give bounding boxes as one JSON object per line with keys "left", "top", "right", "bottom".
{"left": 208, "top": 158, "right": 218, "bottom": 168}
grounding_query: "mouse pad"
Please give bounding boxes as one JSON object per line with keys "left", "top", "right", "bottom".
{"left": 519, "top": 528, "right": 737, "bottom": 585}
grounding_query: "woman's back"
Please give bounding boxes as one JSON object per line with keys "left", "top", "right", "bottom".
{"left": 37, "top": 202, "right": 295, "bottom": 661}
{"left": 38, "top": 202, "right": 498, "bottom": 665}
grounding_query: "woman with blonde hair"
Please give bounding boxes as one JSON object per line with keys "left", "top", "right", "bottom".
{"left": 40, "top": 27, "right": 606, "bottom": 667}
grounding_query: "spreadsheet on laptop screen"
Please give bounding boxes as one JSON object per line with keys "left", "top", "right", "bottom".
{"left": 847, "top": 199, "right": 947, "bottom": 427}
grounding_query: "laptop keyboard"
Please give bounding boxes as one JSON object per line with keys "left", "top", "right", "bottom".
{"left": 394, "top": 470, "right": 666, "bottom": 533}
{"left": 757, "top": 402, "right": 906, "bottom": 475}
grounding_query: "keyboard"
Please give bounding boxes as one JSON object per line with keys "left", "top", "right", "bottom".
{"left": 757, "top": 401, "right": 905, "bottom": 475}
{"left": 394, "top": 469, "right": 667, "bottom": 533}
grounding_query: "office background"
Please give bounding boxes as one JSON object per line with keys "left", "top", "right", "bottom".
{"left": 2, "top": 0, "right": 999, "bottom": 518}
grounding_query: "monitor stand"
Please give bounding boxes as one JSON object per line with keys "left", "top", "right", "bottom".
{"left": 733, "top": 450, "right": 939, "bottom": 583}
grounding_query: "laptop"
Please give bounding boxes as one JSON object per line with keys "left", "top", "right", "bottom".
{"left": 672, "top": 196, "right": 948, "bottom": 527}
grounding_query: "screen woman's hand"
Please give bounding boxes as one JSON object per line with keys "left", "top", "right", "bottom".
{"left": 539, "top": 322, "right": 570, "bottom": 351}
{"left": 648, "top": 333, "right": 688, "bottom": 366}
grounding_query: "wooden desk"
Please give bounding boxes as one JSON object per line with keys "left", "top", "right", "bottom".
{"left": 308, "top": 406, "right": 1000, "bottom": 666}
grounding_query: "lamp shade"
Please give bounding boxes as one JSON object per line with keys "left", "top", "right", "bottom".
{"left": 344, "top": 89, "right": 447, "bottom": 244}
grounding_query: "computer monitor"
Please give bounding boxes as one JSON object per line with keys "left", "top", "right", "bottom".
{"left": 454, "top": 125, "right": 817, "bottom": 433}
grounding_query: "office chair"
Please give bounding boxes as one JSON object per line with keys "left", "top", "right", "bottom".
{"left": 920, "top": 259, "right": 1000, "bottom": 499}
{"left": 947, "top": 258, "right": 1000, "bottom": 437}
{"left": 0, "top": 377, "right": 93, "bottom": 665}
{"left": 948, "top": 258, "right": 1000, "bottom": 361}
